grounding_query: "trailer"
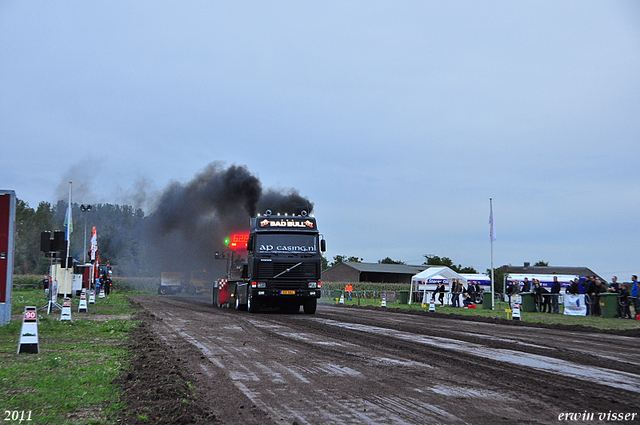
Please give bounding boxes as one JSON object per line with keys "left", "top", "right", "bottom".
{"left": 219, "top": 211, "right": 326, "bottom": 314}
{"left": 158, "top": 272, "right": 183, "bottom": 295}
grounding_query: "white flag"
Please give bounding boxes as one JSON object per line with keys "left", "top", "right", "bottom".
{"left": 489, "top": 202, "right": 496, "bottom": 242}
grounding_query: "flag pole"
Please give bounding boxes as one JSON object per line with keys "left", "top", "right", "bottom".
{"left": 490, "top": 197, "right": 495, "bottom": 310}
{"left": 64, "top": 182, "right": 72, "bottom": 297}
{"left": 66, "top": 182, "right": 72, "bottom": 261}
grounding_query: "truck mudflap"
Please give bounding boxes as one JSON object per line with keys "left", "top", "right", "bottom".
{"left": 213, "top": 279, "right": 238, "bottom": 308}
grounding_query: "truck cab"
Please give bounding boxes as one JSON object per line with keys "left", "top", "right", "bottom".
{"left": 236, "top": 212, "right": 326, "bottom": 314}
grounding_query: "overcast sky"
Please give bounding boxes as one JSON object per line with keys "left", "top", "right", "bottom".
{"left": 2, "top": 1, "right": 639, "bottom": 279}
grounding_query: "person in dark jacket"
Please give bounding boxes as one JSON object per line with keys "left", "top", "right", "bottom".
{"left": 435, "top": 282, "right": 446, "bottom": 306}
{"left": 566, "top": 279, "right": 579, "bottom": 295}
{"left": 451, "top": 279, "right": 461, "bottom": 307}
{"left": 533, "top": 281, "right": 550, "bottom": 312}
{"left": 617, "top": 283, "right": 631, "bottom": 319}
{"left": 587, "top": 278, "right": 607, "bottom": 316}
{"left": 522, "top": 277, "right": 531, "bottom": 293}
{"left": 550, "top": 276, "right": 561, "bottom": 314}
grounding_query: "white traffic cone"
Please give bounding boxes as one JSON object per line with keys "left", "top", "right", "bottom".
{"left": 17, "top": 307, "right": 39, "bottom": 354}
{"left": 89, "top": 290, "right": 95, "bottom": 304}
{"left": 512, "top": 303, "right": 521, "bottom": 320}
{"left": 339, "top": 293, "right": 345, "bottom": 304}
{"left": 381, "top": 293, "right": 387, "bottom": 307}
{"left": 99, "top": 288, "right": 105, "bottom": 299}
{"left": 78, "top": 291, "right": 88, "bottom": 313}
{"left": 60, "top": 297, "right": 72, "bottom": 321}
{"left": 429, "top": 299, "right": 436, "bottom": 312}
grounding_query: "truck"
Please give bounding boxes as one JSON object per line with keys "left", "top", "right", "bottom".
{"left": 158, "top": 270, "right": 220, "bottom": 295}
{"left": 220, "top": 211, "right": 326, "bottom": 314}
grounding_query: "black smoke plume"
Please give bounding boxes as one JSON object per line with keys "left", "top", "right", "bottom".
{"left": 145, "top": 163, "right": 313, "bottom": 274}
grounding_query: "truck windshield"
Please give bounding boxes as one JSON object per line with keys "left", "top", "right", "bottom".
{"left": 255, "top": 234, "right": 318, "bottom": 254}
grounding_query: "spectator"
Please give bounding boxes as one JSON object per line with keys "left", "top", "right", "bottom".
{"left": 462, "top": 286, "right": 473, "bottom": 307}
{"left": 550, "top": 276, "right": 561, "bottom": 314}
{"left": 344, "top": 283, "right": 353, "bottom": 301}
{"left": 469, "top": 282, "right": 481, "bottom": 303}
{"left": 617, "top": 282, "right": 632, "bottom": 319}
{"left": 522, "top": 277, "right": 531, "bottom": 293}
{"left": 468, "top": 281, "right": 477, "bottom": 301}
{"left": 506, "top": 280, "right": 520, "bottom": 304}
{"left": 631, "top": 275, "right": 639, "bottom": 319}
{"left": 608, "top": 276, "right": 619, "bottom": 293}
{"left": 587, "top": 278, "right": 606, "bottom": 316}
{"left": 435, "top": 282, "right": 446, "bottom": 306}
{"left": 566, "top": 279, "right": 579, "bottom": 295}
{"left": 533, "top": 280, "right": 550, "bottom": 312}
{"left": 451, "top": 279, "right": 461, "bottom": 307}
{"left": 104, "top": 275, "right": 112, "bottom": 295}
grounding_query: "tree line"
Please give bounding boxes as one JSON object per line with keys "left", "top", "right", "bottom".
{"left": 14, "top": 199, "right": 148, "bottom": 276}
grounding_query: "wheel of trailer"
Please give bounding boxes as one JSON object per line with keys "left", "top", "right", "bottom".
{"left": 159, "top": 286, "right": 168, "bottom": 295}
{"left": 303, "top": 298, "right": 317, "bottom": 314}
{"left": 248, "top": 293, "right": 260, "bottom": 313}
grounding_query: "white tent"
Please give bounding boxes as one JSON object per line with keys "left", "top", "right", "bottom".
{"left": 409, "top": 267, "right": 468, "bottom": 304}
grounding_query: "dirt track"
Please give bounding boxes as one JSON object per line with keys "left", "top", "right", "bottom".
{"left": 128, "top": 295, "right": 640, "bottom": 425}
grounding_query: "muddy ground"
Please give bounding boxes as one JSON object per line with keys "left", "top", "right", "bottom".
{"left": 116, "top": 295, "right": 640, "bottom": 424}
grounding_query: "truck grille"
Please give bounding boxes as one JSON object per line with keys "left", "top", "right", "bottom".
{"left": 257, "top": 261, "right": 318, "bottom": 281}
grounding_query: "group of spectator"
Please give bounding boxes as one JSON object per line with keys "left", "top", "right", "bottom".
{"left": 448, "top": 279, "right": 482, "bottom": 307}
{"left": 506, "top": 274, "right": 639, "bottom": 318}
{"left": 506, "top": 277, "right": 561, "bottom": 313}
{"left": 95, "top": 269, "right": 113, "bottom": 296}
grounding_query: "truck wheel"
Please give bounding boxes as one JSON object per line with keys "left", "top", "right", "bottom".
{"left": 303, "top": 299, "right": 317, "bottom": 314}
{"left": 235, "top": 291, "right": 247, "bottom": 311}
{"left": 159, "top": 286, "right": 168, "bottom": 295}
{"left": 248, "top": 293, "right": 260, "bottom": 313}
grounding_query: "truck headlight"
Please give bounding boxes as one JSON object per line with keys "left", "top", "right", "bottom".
{"left": 257, "top": 282, "right": 266, "bottom": 288}
{"left": 308, "top": 282, "right": 317, "bottom": 288}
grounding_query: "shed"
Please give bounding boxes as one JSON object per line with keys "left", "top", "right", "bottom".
{"left": 321, "top": 262, "right": 427, "bottom": 284}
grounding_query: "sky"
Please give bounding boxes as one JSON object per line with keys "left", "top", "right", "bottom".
{"left": 1, "top": 1, "right": 639, "bottom": 280}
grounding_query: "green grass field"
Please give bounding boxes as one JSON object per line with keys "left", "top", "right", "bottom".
{"left": 1, "top": 290, "right": 138, "bottom": 425}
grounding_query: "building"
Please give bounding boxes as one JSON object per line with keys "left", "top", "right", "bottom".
{"left": 503, "top": 262, "right": 604, "bottom": 281}
{"left": 321, "top": 262, "right": 428, "bottom": 284}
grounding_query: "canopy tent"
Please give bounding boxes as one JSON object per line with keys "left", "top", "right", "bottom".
{"left": 409, "top": 267, "right": 468, "bottom": 304}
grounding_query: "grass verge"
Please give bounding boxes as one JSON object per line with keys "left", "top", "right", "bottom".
{"left": 0, "top": 289, "right": 138, "bottom": 425}
{"left": 321, "top": 295, "right": 640, "bottom": 331}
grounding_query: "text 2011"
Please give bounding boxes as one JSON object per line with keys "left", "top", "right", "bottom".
{"left": 4, "top": 411, "right": 32, "bottom": 422}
